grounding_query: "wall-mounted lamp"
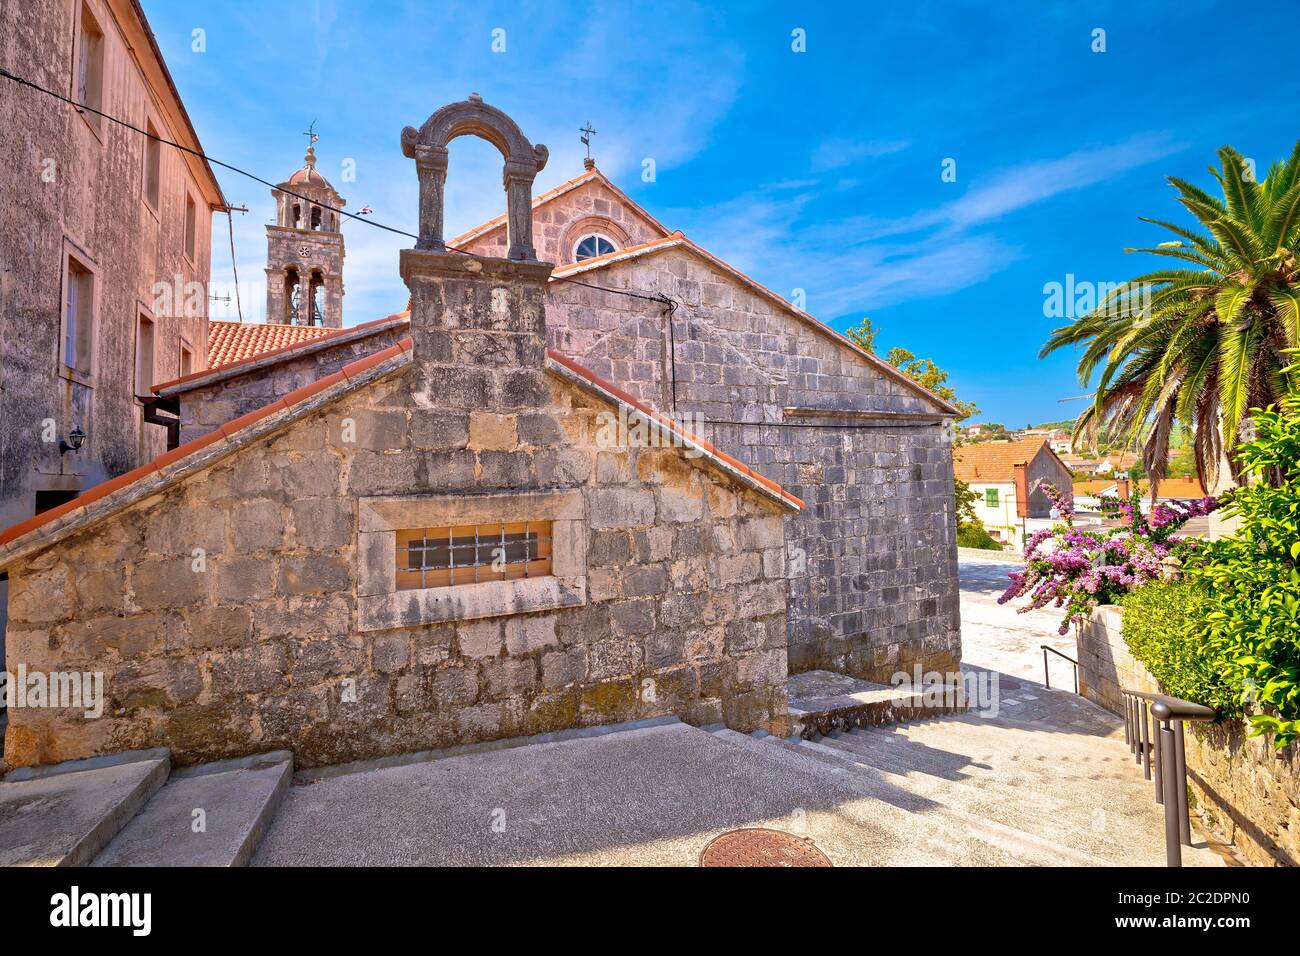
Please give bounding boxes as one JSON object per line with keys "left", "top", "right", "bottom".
{"left": 59, "top": 426, "right": 86, "bottom": 455}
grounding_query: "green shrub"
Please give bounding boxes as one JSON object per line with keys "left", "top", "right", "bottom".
{"left": 1120, "top": 580, "right": 1239, "bottom": 716}
{"left": 957, "top": 523, "right": 1002, "bottom": 550}
{"left": 1182, "top": 402, "right": 1300, "bottom": 748}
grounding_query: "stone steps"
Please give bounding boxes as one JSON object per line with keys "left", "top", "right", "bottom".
{"left": 0, "top": 749, "right": 170, "bottom": 866}
{"left": 712, "top": 707, "right": 1225, "bottom": 866}
{"left": 93, "top": 751, "right": 293, "bottom": 867}
{"left": 710, "top": 728, "right": 1108, "bottom": 866}
{"left": 802, "top": 729, "right": 1202, "bottom": 863}
{"left": 0, "top": 748, "right": 292, "bottom": 867}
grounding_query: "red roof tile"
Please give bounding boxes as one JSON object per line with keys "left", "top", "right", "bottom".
{"left": 207, "top": 320, "right": 338, "bottom": 368}
{"left": 0, "top": 339, "right": 413, "bottom": 554}
{"left": 954, "top": 439, "right": 1064, "bottom": 482}
{"left": 154, "top": 313, "right": 411, "bottom": 394}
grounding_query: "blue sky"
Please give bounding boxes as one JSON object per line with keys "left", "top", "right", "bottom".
{"left": 146, "top": 0, "right": 1299, "bottom": 426}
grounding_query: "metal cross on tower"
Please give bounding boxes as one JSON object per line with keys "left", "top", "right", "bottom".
{"left": 579, "top": 122, "right": 596, "bottom": 169}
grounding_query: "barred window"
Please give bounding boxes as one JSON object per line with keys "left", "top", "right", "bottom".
{"left": 395, "top": 522, "right": 553, "bottom": 590}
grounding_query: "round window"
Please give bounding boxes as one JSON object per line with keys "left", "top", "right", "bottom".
{"left": 574, "top": 235, "right": 616, "bottom": 261}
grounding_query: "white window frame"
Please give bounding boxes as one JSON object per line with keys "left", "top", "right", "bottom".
{"left": 572, "top": 233, "right": 618, "bottom": 262}
{"left": 73, "top": 0, "right": 105, "bottom": 139}
{"left": 59, "top": 241, "right": 98, "bottom": 386}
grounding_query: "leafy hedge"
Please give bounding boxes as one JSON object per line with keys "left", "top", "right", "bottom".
{"left": 1121, "top": 401, "right": 1300, "bottom": 749}
{"left": 957, "top": 523, "right": 1002, "bottom": 550}
{"left": 1120, "top": 580, "right": 1239, "bottom": 716}
{"left": 1182, "top": 404, "right": 1300, "bottom": 748}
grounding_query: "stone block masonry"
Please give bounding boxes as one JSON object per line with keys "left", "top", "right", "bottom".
{"left": 2, "top": 250, "right": 795, "bottom": 769}
{"left": 167, "top": 322, "right": 408, "bottom": 446}
{"left": 544, "top": 245, "right": 961, "bottom": 683}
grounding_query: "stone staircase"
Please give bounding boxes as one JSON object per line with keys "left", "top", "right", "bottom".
{"left": 0, "top": 748, "right": 291, "bottom": 866}
{"left": 0, "top": 675, "right": 1231, "bottom": 867}
{"left": 710, "top": 674, "right": 1228, "bottom": 866}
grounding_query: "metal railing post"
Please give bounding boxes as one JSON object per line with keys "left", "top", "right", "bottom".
{"left": 1152, "top": 716, "right": 1162, "bottom": 800}
{"left": 1138, "top": 700, "right": 1149, "bottom": 771}
{"left": 1120, "top": 691, "right": 1215, "bottom": 867}
{"left": 1175, "top": 721, "right": 1191, "bottom": 847}
{"left": 1155, "top": 713, "right": 1181, "bottom": 867}
{"left": 1042, "top": 647, "right": 1050, "bottom": 690}
{"left": 1123, "top": 693, "right": 1132, "bottom": 748}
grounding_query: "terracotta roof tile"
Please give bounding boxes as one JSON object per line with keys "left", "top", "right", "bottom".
{"left": 206, "top": 320, "right": 338, "bottom": 368}
{"left": 953, "top": 439, "right": 1059, "bottom": 482}
{"left": 153, "top": 313, "right": 411, "bottom": 395}
{"left": 0, "top": 339, "right": 413, "bottom": 554}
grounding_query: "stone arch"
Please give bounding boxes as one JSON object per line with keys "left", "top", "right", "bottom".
{"left": 401, "top": 93, "right": 549, "bottom": 261}
{"left": 562, "top": 216, "right": 631, "bottom": 264}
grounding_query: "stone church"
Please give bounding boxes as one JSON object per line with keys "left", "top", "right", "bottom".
{"left": 0, "top": 97, "right": 960, "bottom": 769}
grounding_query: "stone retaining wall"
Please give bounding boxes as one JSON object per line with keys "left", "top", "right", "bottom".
{"left": 1077, "top": 606, "right": 1299, "bottom": 866}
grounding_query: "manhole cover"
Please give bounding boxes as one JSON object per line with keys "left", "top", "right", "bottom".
{"left": 699, "top": 828, "right": 832, "bottom": 867}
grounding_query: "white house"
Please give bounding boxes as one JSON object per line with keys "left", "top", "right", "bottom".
{"left": 954, "top": 439, "right": 1074, "bottom": 546}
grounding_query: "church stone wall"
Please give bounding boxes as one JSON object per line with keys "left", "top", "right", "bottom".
{"left": 546, "top": 247, "right": 961, "bottom": 682}
{"left": 457, "top": 177, "right": 665, "bottom": 265}
{"left": 3, "top": 253, "right": 793, "bottom": 769}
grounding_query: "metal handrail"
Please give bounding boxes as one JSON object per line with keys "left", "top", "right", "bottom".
{"left": 1120, "top": 688, "right": 1217, "bottom": 867}
{"left": 1040, "top": 645, "right": 1078, "bottom": 694}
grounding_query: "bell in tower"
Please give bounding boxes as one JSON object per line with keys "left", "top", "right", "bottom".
{"left": 264, "top": 125, "right": 346, "bottom": 327}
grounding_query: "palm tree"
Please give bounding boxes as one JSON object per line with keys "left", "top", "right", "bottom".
{"left": 1042, "top": 141, "right": 1300, "bottom": 492}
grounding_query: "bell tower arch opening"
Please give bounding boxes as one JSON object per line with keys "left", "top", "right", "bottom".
{"left": 264, "top": 130, "right": 347, "bottom": 327}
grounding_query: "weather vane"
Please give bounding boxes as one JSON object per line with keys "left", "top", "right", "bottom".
{"left": 303, "top": 119, "right": 320, "bottom": 167}
{"left": 580, "top": 121, "right": 596, "bottom": 169}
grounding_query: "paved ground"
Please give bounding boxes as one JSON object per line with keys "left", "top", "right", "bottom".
{"left": 251, "top": 557, "right": 1224, "bottom": 866}
{"left": 958, "top": 556, "right": 1080, "bottom": 690}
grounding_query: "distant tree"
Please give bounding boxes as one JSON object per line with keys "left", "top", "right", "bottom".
{"left": 847, "top": 317, "right": 987, "bottom": 537}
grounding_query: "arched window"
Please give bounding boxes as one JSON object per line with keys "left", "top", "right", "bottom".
{"left": 310, "top": 206, "right": 322, "bottom": 231}
{"left": 574, "top": 234, "right": 616, "bottom": 261}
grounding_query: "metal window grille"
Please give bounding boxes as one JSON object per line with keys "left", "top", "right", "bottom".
{"left": 395, "top": 522, "right": 553, "bottom": 591}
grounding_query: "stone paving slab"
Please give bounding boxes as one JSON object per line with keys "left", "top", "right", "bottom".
{"left": 253, "top": 721, "right": 921, "bottom": 867}
{"left": 0, "top": 749, "right": 170, "bottom": 866}
{"left": 93, "top": 751, "right": 292, "bottom": 867}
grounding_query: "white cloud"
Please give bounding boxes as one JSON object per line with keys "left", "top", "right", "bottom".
{"left": 667, "top": 131, "right": 1183, "bottom": 317}
{"left": 810, "top": 137, "right": 910, "bottom": 172}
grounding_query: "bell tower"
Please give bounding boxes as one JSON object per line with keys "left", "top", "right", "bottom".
{"left": 265, "top": 127, "right": 346, "bottom": 327}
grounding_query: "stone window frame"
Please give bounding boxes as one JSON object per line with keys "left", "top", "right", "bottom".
{"left": 561, "top": 216, "right": 630, "bottom": 264}
{"left": 357, "top": 490, "right": 587, "bottom": 632}
{"left": 73, "top": 0, "right": 105, "bottom": 141}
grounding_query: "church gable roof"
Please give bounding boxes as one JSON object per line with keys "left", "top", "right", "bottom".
{"left": 447, "top": 167, "right": 672, "bottom": 250}
{"left": 0, "top": 343, "right": 801, "bottom": 567}
{"left": 0, "top": 343, "right": 412, "bottom": 568}
{"left": 551, "top": 233, "right": 963, "bottom": 416}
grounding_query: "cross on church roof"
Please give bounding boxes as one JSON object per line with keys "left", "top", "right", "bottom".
{"left": 303, "top": 119, "right": 319, "bottom": 166}
{"left": 580, "top": 122, "right": 596, "bottom": 170}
